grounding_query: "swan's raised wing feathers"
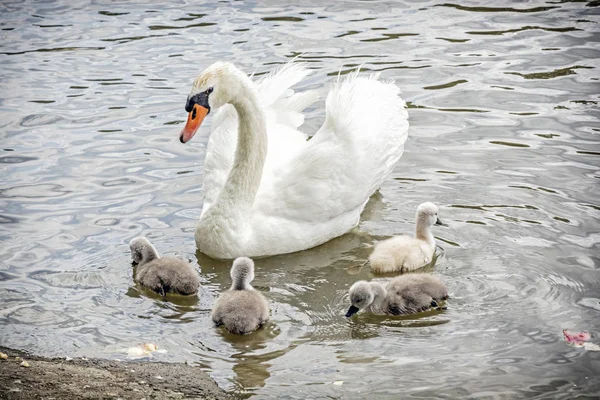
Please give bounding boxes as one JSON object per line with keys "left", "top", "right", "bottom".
{"left": 258, "top": 72, "right": 408, "bottom": 223}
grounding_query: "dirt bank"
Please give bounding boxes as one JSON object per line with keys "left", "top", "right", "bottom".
{"left": 0, "top": 346, "right": 231, "bottom": 400}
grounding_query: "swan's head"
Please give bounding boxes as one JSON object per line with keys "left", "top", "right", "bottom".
{"left": 230, "top": 256, "right": 256, "bottom": 290}
{"left": 346, "top": 281, "right": 376, "bottom": 317}
{"left": 180, "top": 61, "right": 245, "bottom": 143}
{"left": 129, "top": 237, "right": 160, "bottom": 265}
{"left": 417, "top": 202, "right": 442, "bottom": 227}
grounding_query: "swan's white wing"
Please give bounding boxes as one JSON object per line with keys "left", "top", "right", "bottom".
{"left": 201, "top": 62, "right": 318, "bottom": 214}
{"left": 257, "top": 72, "right": 409, "bottom": 224}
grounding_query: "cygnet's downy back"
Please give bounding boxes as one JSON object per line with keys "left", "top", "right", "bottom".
{"left": 346, "top": 273, "right": 448, "bottom": 317}
{"left": 211, "top": 257, "right": 269, "bottom": 335}
{"left": 369, "top": 202, "right": 443, "bottom": 273}
{"left": 385, "top": 273, "right": 448, "bottom": 314}
{"left": 129, "top": 237, "right": 200, "bottom": 296}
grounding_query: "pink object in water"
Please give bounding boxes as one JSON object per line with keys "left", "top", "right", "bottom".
{"left": 563, "top": 329, "right": 592, "bottom": 346}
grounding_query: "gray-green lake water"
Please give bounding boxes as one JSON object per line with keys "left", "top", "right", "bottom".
{"left": 1, "top": 0, "right": 599, "bottom": 398}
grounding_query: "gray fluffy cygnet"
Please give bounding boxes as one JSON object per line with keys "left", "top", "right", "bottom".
{"left": 211, "top": 257, "right": 269, "bottom": 335}
{"left": 129, "top": 237, "right": 200, "bottom": 296}
{"left": 346, "top": 273, "right": 448, "bottom": 317}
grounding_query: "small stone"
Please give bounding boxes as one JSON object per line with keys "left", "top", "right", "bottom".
{"left": 0, "top": 352, "right": 8, "bottom": 359}
{"left": 154, "top": 375, "right": 163, "bottom": 380}
{"left": 20, "top": 360, "right": 30, "bottom": 368}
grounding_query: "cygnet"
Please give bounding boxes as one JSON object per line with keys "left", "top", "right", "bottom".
{"left": 129, "top": 237, "right": 200, "bottom": 296}
{"left": 211, "top": 257, "right": 270, "bottom": 335}
{"left": 346, "top": 273, "right": 448, "bottom": 317}
{"left": 369, "top": 202, "right": 442, "bottom": 273}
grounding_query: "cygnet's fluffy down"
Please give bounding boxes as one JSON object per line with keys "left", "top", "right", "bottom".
{"left": 129, "top": 237, "right": 200, "bottom": 296}
{"left": 369, "top": 202, "right": 442, "bottom": 273}
{"left": 211, "top": 257, "right": 269, "bottom": 335}
{"left": 346, "top": 273, "right": 448, "bottom": 317}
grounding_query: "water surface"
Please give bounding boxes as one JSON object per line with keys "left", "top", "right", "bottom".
{"left": 1, "top": 0, "right": 599, "bottom": 398}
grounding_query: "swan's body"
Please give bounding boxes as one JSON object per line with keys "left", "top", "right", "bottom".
{"left": 180, "top": 61, "right": 409, "bottom": 259}
{"left": 345, "top": 273, "right": 448, "bottom": 317}
{"left": 129, "top": 237, "right": 200, "bottom": 296}
{"left": 211, "top": 257, "right": 269, "bottom": 334}
{"left": 370, "top": 202, "right": 442, "bottom": 273}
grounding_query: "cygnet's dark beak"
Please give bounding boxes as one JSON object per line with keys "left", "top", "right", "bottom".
{"left": 435, "top": 217, "right": 443, "bottom": 226}
{"left": 345, "top": 305, "right": 360, "bottom": 318}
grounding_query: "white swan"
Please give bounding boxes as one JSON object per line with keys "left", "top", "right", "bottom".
{"left": 211, "top": 257, "right": 269, "bottom": 334}
{"left": 179, "top": 61, "right": 409, "bottom": 259}
{"left": 345, "top": 273, "right": 448, "bottom": 317}
{"left": 129, "top": 237, "right": 200, "bottom": 296}
{"left": 369, "top": 202, "right": 442, "bottom": 273}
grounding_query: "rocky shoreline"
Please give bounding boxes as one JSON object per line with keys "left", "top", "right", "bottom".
{"left": 0, "top": 346, "right": 230, "bottom": 400}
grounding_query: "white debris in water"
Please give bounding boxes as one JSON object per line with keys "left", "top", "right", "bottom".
{"left": 583, "top": 342, "right": 600, "bottom": 351}
{"left": 125, "top": 343, "right": 167, "bottom": 358}
{"left": 333, "top": 381, "right": 344, "bottom": 386}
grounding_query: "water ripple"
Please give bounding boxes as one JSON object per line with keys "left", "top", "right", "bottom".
{"left": 1, "top": 0, "right": 599, "bottom": 397}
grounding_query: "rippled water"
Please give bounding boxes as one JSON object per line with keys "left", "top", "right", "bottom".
{"left": 1, "top": 0, "right": 599, "bottom": 397}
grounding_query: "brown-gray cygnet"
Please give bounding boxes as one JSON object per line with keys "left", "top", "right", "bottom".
{"left": 346, "top": 273, "right": 448, "bottom": 317}
{"left": 211, "top": 257, "right": 269, "bottom": 334}
{"left": 129, "top": 237, "right": 200, "bottom": 296}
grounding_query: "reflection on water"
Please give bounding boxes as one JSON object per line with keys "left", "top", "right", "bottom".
{"left": 1, "top": 0, "right": 599, "bottom": 398}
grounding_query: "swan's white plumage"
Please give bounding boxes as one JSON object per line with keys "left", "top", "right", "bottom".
{"left": 191, "top": 61, "right": 409, "bottom": 258}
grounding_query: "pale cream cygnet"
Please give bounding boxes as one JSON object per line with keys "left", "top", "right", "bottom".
{"left": 129, "top": 237, "right": 200, "bottom": 296}
{"left": 369, "top": 202, "right": 442, "bottom": 273}
{"left": 211, "top": 257, "right": 270, "bottom": 335}
{"left": 346, "top": 273, "right": 448, "bottom": 317}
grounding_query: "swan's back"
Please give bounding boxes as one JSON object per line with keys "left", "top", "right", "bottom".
{"left": 211, "top": 290, "right": 269, "bottom": 335}
{"left": 385, "top": 274, "right": 448, "bottom": 314}
{"left": 264, "top": 73, "right": 408, "bottom": 220}
{"left": 136, "top": 257, "right": 200, "bottom": 295}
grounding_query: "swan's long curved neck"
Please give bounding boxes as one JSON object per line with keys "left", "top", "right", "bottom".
{"left": 415, "top": 217, "right": 434, "bottom": 247}
{"left": 204, "top": 76, "right": 267, "bottom": 225}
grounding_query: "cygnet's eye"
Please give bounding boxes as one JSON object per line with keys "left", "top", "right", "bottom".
{"left": 205, "top": 87, "right": 214, "bottom": 95}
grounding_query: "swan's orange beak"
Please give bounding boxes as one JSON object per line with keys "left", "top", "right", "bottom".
{"left": 180, "top": 104, "right": 208, "bottom": 143}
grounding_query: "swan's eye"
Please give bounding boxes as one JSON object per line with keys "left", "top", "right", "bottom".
{"left": 205, "top": 87, "right": 214, "bottom": 95}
